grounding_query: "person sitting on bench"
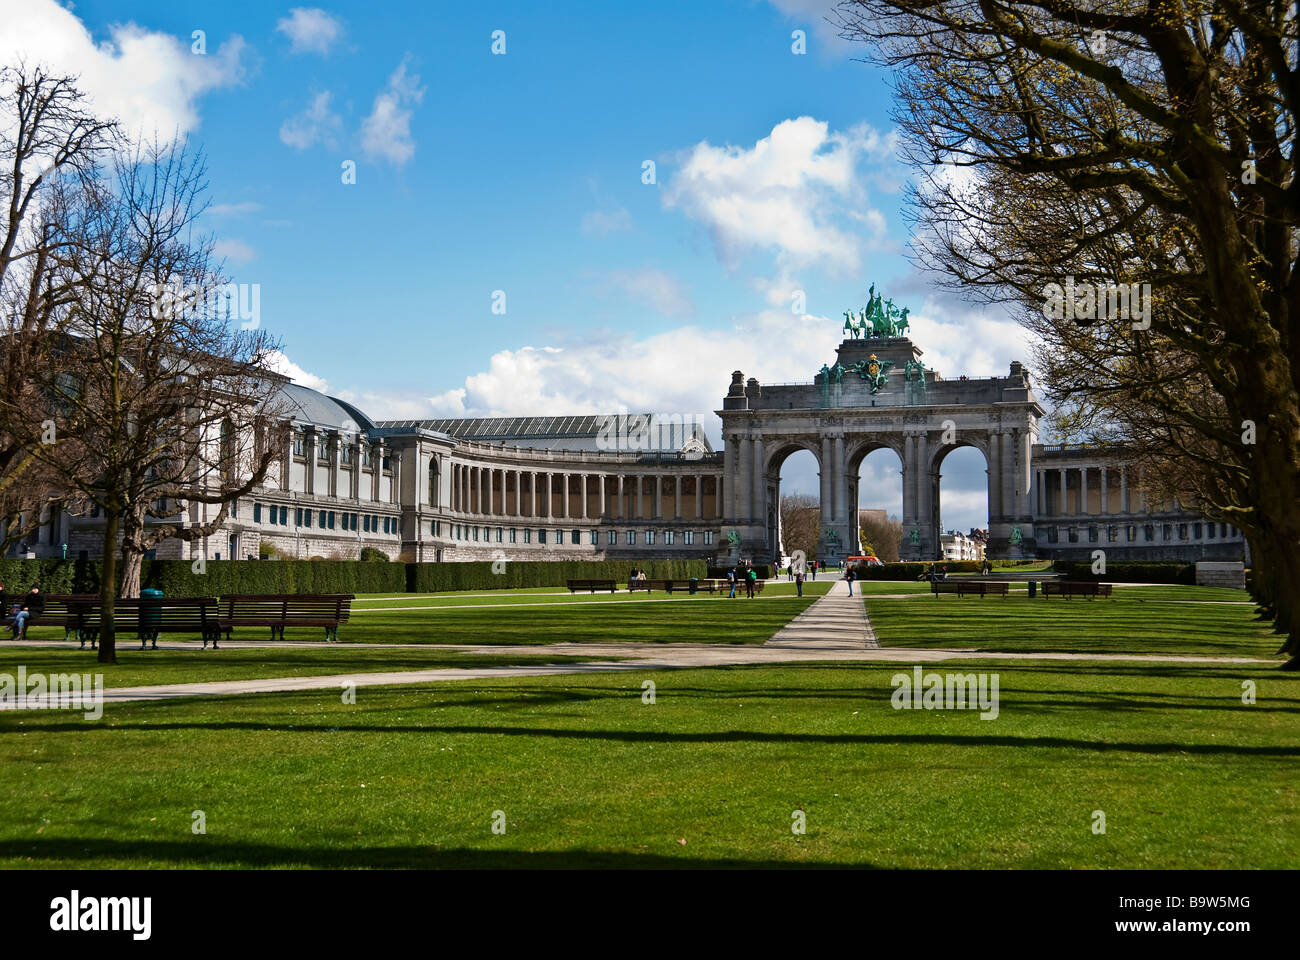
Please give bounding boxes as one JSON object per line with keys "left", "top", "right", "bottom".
{"left": 11, "top": 584, "right": 44, "bottom": 639}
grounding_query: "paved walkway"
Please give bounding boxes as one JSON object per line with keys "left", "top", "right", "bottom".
{"left": 1, "top": 580, "right": 1275, "bottom": 710}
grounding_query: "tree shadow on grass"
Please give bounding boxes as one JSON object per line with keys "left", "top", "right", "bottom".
{"left": 0, "top": 838, "right": 863, "bottom": 869}
{"left": 6, "top": 718, "right": 1298, "bottom": 758}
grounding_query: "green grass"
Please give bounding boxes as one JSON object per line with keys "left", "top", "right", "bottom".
{"left": 0, "top": 646, "right": 612, "bottom": 689}
{"left": 2, "top": 660, "right": 1294, "bottom": 868}
{"left": 866, "top": 592, "right": 1280, "bottom": 658}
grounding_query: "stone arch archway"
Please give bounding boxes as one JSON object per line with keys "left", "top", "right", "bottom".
{"left": 720, "top": 338, "right": 1041, "bottom": 563}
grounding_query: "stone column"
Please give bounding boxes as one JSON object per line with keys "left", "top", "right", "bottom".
{"left": 833, "top": 435, "right": 846, "bottom": 522}
{"left": 561, "top": 472, "right": 569, "bottom": 518}
{"left": 654, "top": 475, "right": 663, "bottom": 520}
{"left": 1001, "top": 428, "right": 1015, "bottom": 520}
{"left": 751, "top": 437, "right": 763, "bottom": 527}
{"left": 986, "top": 431, "right": 1000, "bottom": 520}
{"left": 616, "top": 475, "right": 624, "bottom": 519}
{"left": 1058, "top": 467, "right": 1067, "bottom": 515}
{"left": 1100, "top": 465, "right": 1109, "bottom": 515}
{"left": 1120, "top": 465, "right": 1129, "bottom": 514}
{"left": 917, "top": 432, "right": 931, "bottom": 553}
{"left": 674, "top": 477, "right": 683, "bottom": 519}
{"left": 819, "top": 437, "right": 831, "bottom": 529}
{"left": 903, "top": 434, "right": 917, "bottom": 530}
{"left": 598, "top": 474, "right": 606, "bottom": 518}
{"left": 723, "top": 436, "right": 736, "bottom": 520}
{"left": 695, "top": 476, "right": 704, "bottom": 519}
{"left": 714, "top": 474, "right": 723, "bottom": 518}
{"left": 636, "top": 475, "right": 643, "bottom": 519}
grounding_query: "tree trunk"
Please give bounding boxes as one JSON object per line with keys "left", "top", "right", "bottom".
{"left": 97, "top": 509, "right": 118, "bottom": 665}
{"left": 119, "top": 544, "right": 143, "bottom": 598}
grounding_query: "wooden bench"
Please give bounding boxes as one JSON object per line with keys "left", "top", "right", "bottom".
{"left": 76, "top": 597, "right": 224, "bottom": 649}
{"left": 566, "top": 579, "right": 617, "bottom": 594}
{"left": 931, "top": 580, "right": 1010, "bottom": 598}
{"left": 217, "top": 595, "right": 354, "bottom": 646}
{"left": 1041, "top": 580, "right": 1113, "bottom": 599}
{"left": 7, "top": 594, "right": 99, "bottom": 641}
{"left": 697, "top": 579, "right": 764, "bottom": 595}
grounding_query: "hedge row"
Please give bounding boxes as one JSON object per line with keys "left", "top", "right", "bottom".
{"left": 857, "top": 561, "right": 983, "bottom": 580}
{"left": 1052, "top": 561, "right": 1196, "bottom": 584}
{"left": 707, "top": 564, "right": 774, "bottom": 580}
{"left": 409, "top": 559, "right": 706, "bottom": 593}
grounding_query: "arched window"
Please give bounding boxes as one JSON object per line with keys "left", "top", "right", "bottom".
{"left": 428, "top": 456, "right": 440, "bottom": 507}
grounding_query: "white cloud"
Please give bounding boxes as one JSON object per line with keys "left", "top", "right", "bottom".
{"left": 275, "top": 8, "right": 344, "bottom": 55}
{"left": 213, "top": 238, "right": 255, "bottom": 263}
{"left": 581, "top": 207, "right": 633, "bottom": 234}
{"left": 360, "top": 58, "right": 424, "bottom": 166}
{"left": 765, "top": 0, "right": 857, "bottom": 56}
{"left": 664, "top": 117, "right": 898, "bottom": 296}
{"left": 209, "top": 201, "right": 262, "bottom": 216}
{"left": 0, "top": 0, "right": 247, "bottom": 141}
{"left": 266, "top": 351, "right": 329, "bottom": 392}
{"left": 605, "top": 267, "right": 694, "bottom": 320}
{"left": 279, "top": 90, "right": 342, "bottom": 150}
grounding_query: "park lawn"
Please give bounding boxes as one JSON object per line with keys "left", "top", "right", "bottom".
{"left": 0, "top": 646, "right": 614, "bottom": 689}
{"left": 350, "top": 580, "right": 832, "bottom": 608}
{"left": 14, "top": 591, "right": 821, "bottom": 649}
{"left": 866, "top": 592, "right": 1281, "bottom": 659}
{"left": 0, "top": 660, "right": 1294, "bottom": 868}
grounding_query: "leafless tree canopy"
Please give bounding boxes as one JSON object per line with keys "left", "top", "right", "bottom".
{"left": 836, "top": 0, "right": 1300, "bottom": 661}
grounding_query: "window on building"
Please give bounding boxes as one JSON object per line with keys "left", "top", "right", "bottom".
{"left": 1163, "top": 524, "right": 1173, "bottom": 540}
{"left": 1207, "top": 524, "right": 1216, "bottom": 539}
{"left": 230, "top": 500, "right": 238, "bottom": 518}
{"left": 428, "top": 457, "right": 440, "bottom": 507}
{"left": 328, "top": 511, "right": 336, "bottom": 529}
{"left": 626, "top": 530, "right": 635, "bottom": 545}
{"left": 292, "top": 433, "right": 304, "bottom": 457}
{"left": 539, "top": 529, "right": 547, "bottom": 544}
{"left": 607, "top": 531, "right": 616, "bottom": 545}
{"left": 363, "top": 445, "right": 372, "bottom": 468}
{"left": 342, "top": 445, "right": 354, "bottom": 466}
{"left": 254, "top": 503, "right": 262, "bottom": 523}
{"left": 524, "top": 529, "right": 532, "bottom": 544}
{"left": 589, "top": 530, "right": 598, "bottom": 545}
{"left": 1045, "top": 528, "right": 1058, "bottom": 544}
{"left": 1067, "top": 527, "right": 1078, "bottom": 543}
{"left": 1126, "top": 525, "right": 1137, "bottom": 542}
{"left": 1144, "top": 523, "right": 1155, "bottom": 541}
{"left": 362, "top": 515, "right": 370, "bottom": 533}
{"left": 703, "top": 531, "right": 714, "bottom": 545}
{"left": 350, "top": 513, "right": 358, "bottom": 531}
{"left": 280, "top": 506, "right": 288, "bottom": 525}
{"left": 473, "top": 526, "right": 479, "bottom": 541}
{"left": 684, "top": 531, "right": 694, "bottom": 545}
{"left": 571, "top": 529, "right": 580, "bottom": 545}
{"left": 304, "top": 510, "right": 312, "bottom": 528}
{"left": 382, "top": 455, "right": 392, "bottom": 472}
{"left": 1087, "top": 526, "right": 1098, "bottom": 543}
{"left": 295, "top": 508, "right": 303, "bottom": 527}
{"left": 1178, "top": 523, "right": 1188, "bottom": 540}
{"left": 509, "top": 528, "right": 517, "bottom": 543}
{"left": 496, "top": 528, "right": 503, "bottom": 543}
{"left": 1193, "top": 522, "right": 1203, "bottom": 539}
{"left": 664, "top": 530, "right": 675, "bottom": 545}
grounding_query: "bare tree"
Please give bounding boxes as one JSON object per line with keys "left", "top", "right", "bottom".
{"left": 0, "top": 65, "right": 115, "bottom": 554}
{"left": 837, "top": 1, "right": 1300, "bottom": 665}
{"left": 780, "top": 493, "right": 822, "bottom": 558}
{"left": 17, "top": 137, "right": 285, "bottom": 662}
{"left": 860, "top": 510, "right": 903, "bottom": 561}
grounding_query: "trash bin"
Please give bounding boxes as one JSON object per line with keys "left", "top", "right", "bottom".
{"left": 140, "top": 587, "right": 163, "bottom": 650}
{"left": 1027, "top": 580, "right": 1037, "bottom": 599}
{"left": 688, "top": 577, "right": 699, "bottom": 595}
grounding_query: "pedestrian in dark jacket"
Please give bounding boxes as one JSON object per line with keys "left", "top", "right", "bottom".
{"left": 12, "top": 584, "right": 43, "bottom": 639}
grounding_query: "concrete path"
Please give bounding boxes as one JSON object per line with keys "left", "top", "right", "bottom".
{"left": 766, "top": 580, "right": 878, "bottom": 649}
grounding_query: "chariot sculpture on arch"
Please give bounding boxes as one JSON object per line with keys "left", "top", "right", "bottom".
{"left": 842, "top": 283, "right": 911, "bottom": 340}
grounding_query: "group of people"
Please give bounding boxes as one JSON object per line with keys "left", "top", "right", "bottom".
{"left": 0, "top": 582, "right": 45, "bottom": 639}
{"left": 785, "top": 560, "right": 827, "bottom": 581}
{"left": 726, "top": 563, "right": 760, "bottom": 598}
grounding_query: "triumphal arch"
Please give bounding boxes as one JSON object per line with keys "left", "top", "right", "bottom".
{"left": 717, "top": 293, "right": 1043, "bottom": 563}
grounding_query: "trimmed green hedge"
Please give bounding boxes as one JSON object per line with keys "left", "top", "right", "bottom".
{"left": 409, "top": 559, "right": 706, "bottom": 593}
{"left": 0, "top": 557, "right": 707, "bottom": 597}
{"left": 706, "top": 564, "right": 774, "bottom": 579}
{"left": 1052, "top": 561, "right": 1195, "bottom": 584}
{"left": 856, "top": 561, "right": 982, "bottom": 580}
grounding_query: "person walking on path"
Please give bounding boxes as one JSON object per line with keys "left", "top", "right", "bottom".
{"left": 794, "top": 568, "right": 803, "bottom": 597}
{"left": 810, "top": 561, "right": 816, "bottom": 582}
{"left": 843, "top": 565, "right": 856, "bottom": 597}
{"left": 727, "top": 568, "right": 737, "bottom": 598}
{"left": 745, "top": 566, "right": 757, "bottom": 599}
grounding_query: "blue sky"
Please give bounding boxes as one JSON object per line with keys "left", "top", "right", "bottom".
{"left": 2, "top": 0, "right": 1036, "bottom": 531}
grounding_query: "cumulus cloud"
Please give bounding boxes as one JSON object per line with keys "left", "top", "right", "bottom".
{"left": 279, "top": 90, "right": 342, "bottom": 150}
{"left": 664, "top": 117, "right": 898, "bottom": 295}
{"left": 360, "top": 58, "right": 424, "bottom": 165}
{"left": 265, "top": 351, "right": 329, "bottom": 392}
{"left": 765, "top": 0, "right": 857, "bottom": 56}
{"left": 581, "top": 207, "right": 633, "bottom": 234}
{"left": 275, "top": 8, "right": 344, "bottom": 55}
{"left": 0, "top": 0, "right": 247, "bottom": 141}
